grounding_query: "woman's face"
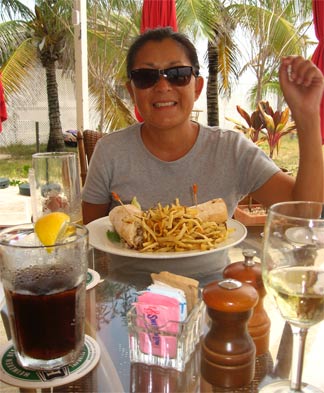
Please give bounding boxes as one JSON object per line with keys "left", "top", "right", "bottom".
{"left": 126, "top": 38, "right": 204, "bottom": 130}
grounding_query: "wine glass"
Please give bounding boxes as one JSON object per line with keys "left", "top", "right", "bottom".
{"left": 261, "top": 201, "right": 324, "bottom": 393}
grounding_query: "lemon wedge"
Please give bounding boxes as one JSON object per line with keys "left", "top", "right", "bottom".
{"left": 35, "top": 212, "right": 71, "bottom": 249}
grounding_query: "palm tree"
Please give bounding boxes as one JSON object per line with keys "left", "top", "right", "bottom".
{"left": 228, "top": 0, "right": 314, "bottom": 108}
{"left": 3, "top": 0, "right": 312, "bottom": 141}
{"left": 1, "top": 0, "right": 239, "bottom": 139}
{"left": 206, "top": 18, "right": 239, "bottom": 126}
{"left": 86, "top": 0, "right": 140, "bottom": 132}
{"left": 86, "top": 0, "right": 241, "bottom": 130}
{"left": 1, "top": 0, "right": 75, "bottom": 151}
{"left": 176, "top": 0, "right": 240, "bottom": 126}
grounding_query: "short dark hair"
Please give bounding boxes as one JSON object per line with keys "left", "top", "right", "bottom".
{"left": 126, "top": 27, "right": 200, "bottom": 78}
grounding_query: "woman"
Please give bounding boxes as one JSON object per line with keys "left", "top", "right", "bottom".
{"left": 82, "top": 27, "right": 324, "bottom": 283}
{"left": 82, "top": 27, "right": 324, "bottom": 224}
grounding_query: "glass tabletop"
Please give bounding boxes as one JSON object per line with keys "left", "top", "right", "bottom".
{"left": 0, "top": 226, "right": 323, "bottom": 392}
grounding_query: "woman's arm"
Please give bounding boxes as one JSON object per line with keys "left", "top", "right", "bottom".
{"left": 82, "top": 201, "right": 109, "bottom": 224}
{"left": 252, "top": 56, "right": 324, "bottom": 205}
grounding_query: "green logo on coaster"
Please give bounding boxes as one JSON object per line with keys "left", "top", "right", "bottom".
{"left": 2, "top": 342, "right": 88, "bottom": 382}
{"left": 0, "top": 336, "right": 100, "bottom": 388}
{"left": 86, "top": 271, "right": 93, "bottom": 286}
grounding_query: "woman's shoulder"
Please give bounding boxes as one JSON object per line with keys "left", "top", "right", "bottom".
{"left": 97, "top": 123, "right": 141, "bottom": 146}
{"left": 199, "top": 123, "right": 249, "bottom": 143}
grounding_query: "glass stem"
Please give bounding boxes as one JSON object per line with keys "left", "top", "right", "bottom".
{"left": 290, "top": 324, "right": 308, "bottom": 391}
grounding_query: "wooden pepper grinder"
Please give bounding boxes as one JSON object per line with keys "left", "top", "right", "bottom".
{"left": 201, "top": 278, "right": 259, "bottom": 389}
{"left": 223, "top": 249, "right": 271, "bottom": 356}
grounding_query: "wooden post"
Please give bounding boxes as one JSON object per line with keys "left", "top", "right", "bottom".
{"left": 73, "top": 0, "right": 89, "bottom": 132}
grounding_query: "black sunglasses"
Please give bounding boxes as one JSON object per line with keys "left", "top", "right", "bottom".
{"left": 129, "top": 66, "right": 199, "bottom": 89}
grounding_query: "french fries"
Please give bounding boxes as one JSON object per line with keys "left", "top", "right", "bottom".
{"left": 132, "top": 199, "right": 230, "bottom": 253}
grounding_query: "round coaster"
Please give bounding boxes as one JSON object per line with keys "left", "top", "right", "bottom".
{"left": 0, "top": 335, "right": 100, "bottom": 389}
{"left": 86, "top": 268, "right": 101, "bottom": 290}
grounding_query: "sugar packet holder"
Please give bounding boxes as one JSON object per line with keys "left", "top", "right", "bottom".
{"left": 127, "top": 290, "right": 205, "bottom": 371}
{"left": 140, "top": 283, "right": 188, "bottom": 321}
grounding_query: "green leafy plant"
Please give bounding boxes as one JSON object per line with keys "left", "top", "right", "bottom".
{"left": 9, "top": 179, "right": 23, "bottom": 186}
{"left": 8, "top": 165, "right": 31, "bottom": 187}
{"left": 22, "top": 165, "right": 30, "bottom": 177}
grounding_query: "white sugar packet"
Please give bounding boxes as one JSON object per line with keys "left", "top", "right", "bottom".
{"left": 145, "top": 283, "right": 187, "bottom": 321}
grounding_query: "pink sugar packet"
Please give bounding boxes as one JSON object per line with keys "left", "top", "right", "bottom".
{"left": 146, "top": 283, "right": 187, "bottom": 321}
{"left": 135, "top": 292, "right": 180, "bottom": 358}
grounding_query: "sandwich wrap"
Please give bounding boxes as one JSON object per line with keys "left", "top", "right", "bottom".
{"left": 108, "top": 204, "right": 143, "bottom": 248}
{"left": 195, "top": 198, "right": 228, "bottom": 224}
{"left": 108, "top": 198, "right": 228, "bottom": 251}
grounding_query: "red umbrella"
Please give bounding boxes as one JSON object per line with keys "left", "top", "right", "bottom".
{"left": 0, "top": 72, "right": 7, "bottom": 133}
{"left": 140, "top": 0, "right": 178, "bottom": 33}
{"left": 311, "top": 0, "right": 324, "bottom": 144}
{"left": 134, "top": 0, "right": 178, "bottom": 121}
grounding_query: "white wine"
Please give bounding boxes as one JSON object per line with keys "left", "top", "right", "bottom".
{"left": 265, "top": 267, "right": 324, "bottom": 328}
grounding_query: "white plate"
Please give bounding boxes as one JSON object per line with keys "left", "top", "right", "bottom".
{"left": 86, "top": 217, "right": 247, "bottom": 259}
{"left": 285, "top": 226, "right": 324, "bottom": 245}
{"left": 285, "top": 227, "right": 312, "bottom": 244}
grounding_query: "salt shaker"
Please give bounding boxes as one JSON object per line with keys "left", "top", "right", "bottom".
{"left": 201, "top": 278, "right": 258, "bottom": 388}
{"left": 223, "top": 249, "right": 271, "bottom": 356}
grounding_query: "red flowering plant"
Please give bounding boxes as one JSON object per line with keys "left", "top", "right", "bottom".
{"left": 226, "top": 104, "right": 266, "bottom": 144}
{"left": 227, "top": 100, "right": 297, "bottom": 158}
{"left": 227, "top": 100, "right": 296, "bottom": 215}
{"left": 257, "top": 101, "right": 296, "bottom": 158}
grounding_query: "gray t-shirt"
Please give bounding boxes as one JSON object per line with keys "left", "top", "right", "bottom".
{"left": 82, "top": 122, "right": 279, "bottom": 217}
{"left": 82, "top": 123, "right": 279, "bottom": 284}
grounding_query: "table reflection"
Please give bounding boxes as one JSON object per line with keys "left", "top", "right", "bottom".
{"left": 1, "top": 227, "right": 323, "bottom": 392}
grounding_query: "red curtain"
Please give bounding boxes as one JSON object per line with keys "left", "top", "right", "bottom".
{"left": 0, "top": 72, "right": 7, "bottom": 133}
{"left": 312, "top": 0, "right": 324, "bottom": 144}
{"left": 134, "top": 0, "right": 178, "bottom": 122}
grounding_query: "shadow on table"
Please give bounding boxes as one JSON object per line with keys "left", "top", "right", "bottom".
{"left": 105, "top": 252, "right": 229, "bottom": 289}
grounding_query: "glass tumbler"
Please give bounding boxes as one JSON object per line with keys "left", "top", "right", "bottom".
{"left": 0, "top": 223, "right": 88, "bottom": 370}
{"left": 30, "top": 152, "right": 82, "bottom": 224}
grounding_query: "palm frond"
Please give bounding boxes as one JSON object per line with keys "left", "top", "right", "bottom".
{"left": 89, "top": 81, "right": 135, "bottom": 132}
{"left": 0, "top": 0, "right": 34, "bottom": 21}
{"left": 217, "top": 36, "right": 240, "bottom": 96}
{"left": 177, "top": 0, "right": 229, "bottom": 40}
{"left": 228, "top": 3, "right": 308, "bottom": 56}
{"left": 1, "top": 39, "right": 42, "bottom": 101}
{"left": 0, "top": 20, "right": 30, "bottom": 64}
